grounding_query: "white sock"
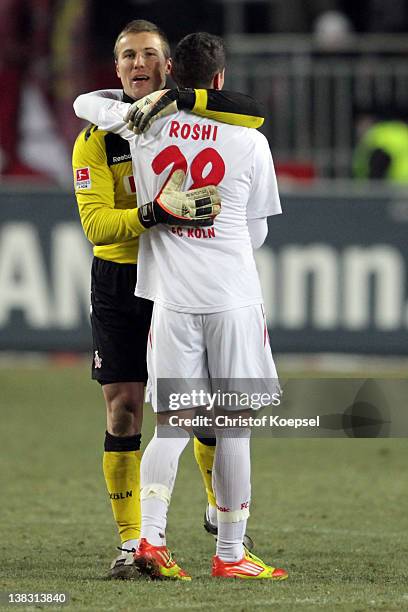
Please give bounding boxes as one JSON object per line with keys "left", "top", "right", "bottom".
{"left": 140, "top": 425, "right": 190, "bottom": 546}
{"left": 140, "top": 497, "right": 168, "bottom": 546}
{"left": 213, "top": 427, "right": 251, "bottom": 562}
{"left": 216, "top": 519, "right": 247, "bottom": 562}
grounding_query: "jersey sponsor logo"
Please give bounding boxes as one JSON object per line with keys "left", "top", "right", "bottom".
{"left": 75, "top": 167, "right": 91, "bottom": 190}
{"left": 169, "top": 120, "right": 218, "bottom": 141}
{"left": 109, "top": 490, "right": 133, "bottom": 500}
{"left": 171, "top": 226, "right": 216, "bottom": 239}
{"left": 124, "top": 175, "right": 136, "bottom": 195}
{"left": 105, "top": 131, "right": 132, "bottom": 167}
{"left": 112, "top": 153, "right": 132, "bottom": 163}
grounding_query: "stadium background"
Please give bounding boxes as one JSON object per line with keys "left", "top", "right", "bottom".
{"left": 1, "top": 1, "right": 407, "bottom": 610}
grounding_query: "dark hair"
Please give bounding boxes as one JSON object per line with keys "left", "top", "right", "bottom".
{"left": 172, "top": 32, "right": 226, "bottom": 88}
{"left": 113, "top": 19, "right": 171, "bottom": 60}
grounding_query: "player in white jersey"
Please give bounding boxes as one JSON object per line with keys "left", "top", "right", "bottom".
{"left": 74, "top": 32, "right": 288, "bottom": 582}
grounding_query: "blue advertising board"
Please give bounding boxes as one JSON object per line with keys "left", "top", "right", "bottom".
{"left": 1, "top": 186, "right": 408, "bottom": 354}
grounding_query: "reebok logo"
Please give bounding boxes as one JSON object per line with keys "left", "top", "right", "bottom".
{"left": 112, "top": 154, "right": 131, "bottom": 163}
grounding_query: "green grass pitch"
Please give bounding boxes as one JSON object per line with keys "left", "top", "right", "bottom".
{"left": 1, "top": 362, "right": 407, "bottom": 611}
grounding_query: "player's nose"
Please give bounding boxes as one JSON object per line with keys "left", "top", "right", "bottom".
{"left": 133, "top": 52, "right": 145, "bottom": 67}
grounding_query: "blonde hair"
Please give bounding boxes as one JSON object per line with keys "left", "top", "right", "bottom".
{"left": 113, "top": 19, "right": 171, "bottom": 60}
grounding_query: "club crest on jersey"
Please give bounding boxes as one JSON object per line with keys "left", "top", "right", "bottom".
{"left": 75, "top": 167, "right": 91, "bottom": 190}
{"left": 94, "top": 350, "right": 102, "bottom": 369}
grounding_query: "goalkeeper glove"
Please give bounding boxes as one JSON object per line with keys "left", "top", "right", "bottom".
{"left": 125, "top": 89, "right": 195, "bottom": 134}
{"left": 137, "top": 169, "right": 221, "bottom": 229}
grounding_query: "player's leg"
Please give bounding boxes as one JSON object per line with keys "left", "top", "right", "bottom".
{"left": 136, "top": 415, "right": 192, "bottom": 580}
{"left": 194, "top": 433, "right": 254, "bottom": 550}
{"left": 193, "top": 435, "right": 217, "bottom": 532}
{"left": 206, "top": 305, "right": 287, "bottom": 579}
{"left": 102, "top": 382, "right": 143, "bottom": 559}
{"left": 90, "top": 257, "right": 152, "bottom": 578}
{"left": 211, "top": 421, "right": 285, "bottom": 579}
{"left": 139, "top": 416, "right": 191, "bottom": 548}
{"left": 135, "top": 304, "right": 208, "bottom": 580}
{"left": 212, "top": 424, "right": 251, "bottom": 563}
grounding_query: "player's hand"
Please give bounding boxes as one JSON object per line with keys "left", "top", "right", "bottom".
{"left": 124, "top": 90, "right": 178, "bottom": 134}
{"left": 137, "top": 170, "right": 221, "bottom": 229}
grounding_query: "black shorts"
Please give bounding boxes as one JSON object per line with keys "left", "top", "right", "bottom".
{"left": 90, "top": 257, "right": 153, "bottom": 385}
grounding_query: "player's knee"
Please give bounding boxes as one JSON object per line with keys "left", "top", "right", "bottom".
{"left": 110, "top": 390, "right": 141, "bottom": 413}
{"left": 105, "top": 384, "right": 144, "bottom": 435}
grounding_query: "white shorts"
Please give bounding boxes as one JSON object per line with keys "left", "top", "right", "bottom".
{"left": 146, "top": 303, "right": 279, "bottom": 412}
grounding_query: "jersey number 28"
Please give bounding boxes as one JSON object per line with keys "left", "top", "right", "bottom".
{"left": 152, "top": 145, "right": 226, "bottom": 191}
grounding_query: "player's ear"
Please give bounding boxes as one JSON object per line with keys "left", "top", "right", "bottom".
{"left": 165, "top": 57, "right": 172, "bottom": 76}
{"left": 115, "top": 60, "right": 121, "bottom": 80}
{"left": 213, "top": 69, "right": 225, "bottom": 91}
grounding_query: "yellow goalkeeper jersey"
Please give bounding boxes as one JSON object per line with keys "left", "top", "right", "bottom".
{"left": 72, "top": 89, "right": 264, "bottom": 265}
{"left": 73, "top": 123, "right": 143, "bottom": 264}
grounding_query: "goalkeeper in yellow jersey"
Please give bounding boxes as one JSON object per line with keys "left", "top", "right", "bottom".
{"left": 72, "top": 19, "right": 263, "bottom": 579}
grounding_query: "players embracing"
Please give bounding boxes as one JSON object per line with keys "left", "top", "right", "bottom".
{"left": 72, "top": 20, "right": 272, "bottom": 579}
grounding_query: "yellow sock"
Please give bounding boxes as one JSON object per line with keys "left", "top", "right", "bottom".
{"left": 193, "top": 437, "right": 216, "bottom": 508}
{"left": 103, "top": 450, "right": 141, "bottom": 543}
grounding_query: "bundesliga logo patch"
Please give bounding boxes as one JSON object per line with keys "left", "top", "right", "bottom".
{"left": 75, "top": 167, "right": 91, "bottom": 190}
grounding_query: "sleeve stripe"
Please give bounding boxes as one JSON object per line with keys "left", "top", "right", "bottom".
{"left": 192, "top": 89, "right": 264, "bottom": 129}
{"left": 192, "top": 89, "right": 208, "bottom": 114}
{"left": 195, "top": 109, "right": 264, "bottom": 129}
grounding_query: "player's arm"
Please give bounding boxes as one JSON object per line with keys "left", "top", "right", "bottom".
{"left": 246, "top": 132, "right": 281, "bottom": 249}
{"left": 73, "top": 90, "right": 134, "bottom": 139}
{"left": 125, "top": 88, "right": 264, "bottom": 133}
{"left": 168, "top": 88, "right": 264, "bottom": 128}
{"left": 74, "top": 87, "right": 264, "bottom": 136}
{"left": 73, "top": 129, "right": 220, "bottom": 243}
{"left": 248, "top": 218, "right": 268, "bottom": 250}
{"left": 73, "top": 126, "right": 147, "bottom": 244}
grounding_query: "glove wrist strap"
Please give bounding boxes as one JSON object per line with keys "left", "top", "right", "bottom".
{"left": 137, "top": 202, "right": 157, "bottom": 228}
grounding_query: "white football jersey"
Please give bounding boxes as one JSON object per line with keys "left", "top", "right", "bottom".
{"left": 84, "top": 97, "right": 282, "bottom": 313}
{"left": 127, "top": 111, "right": 281, "bottom": 313}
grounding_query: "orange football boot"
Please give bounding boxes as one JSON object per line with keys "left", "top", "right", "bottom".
{"left": 212, "top": 548, "right": 288, "bottom": 580}
{"left": 133, "top": 538, "right": 191, "bottom": 581}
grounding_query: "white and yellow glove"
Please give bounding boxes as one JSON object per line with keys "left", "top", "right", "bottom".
{"left": 124, "top": 89, "right": 177, "bottom": 133}
{"left": 138, "top": 169, "right": 221, "bottom": 228}
{"left": 124, "top": 89, "right": 199, "bottom": 134}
